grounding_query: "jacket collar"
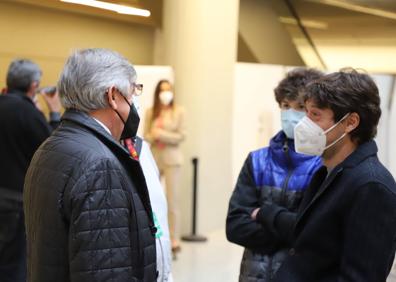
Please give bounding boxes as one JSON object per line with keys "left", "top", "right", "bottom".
{"left": 7, "top": 89, "right": 27, "bottom": 96}
{"left": 295, "top": 140, "right": 378, "bottom": 228}
{"left": 336, "top": 140, "right": 378, "bottom": 169}
{"left": 319, "top": 139, "right": 378, "bottom": 178}
{"left": 61, "top": 109, "right": 131, "bottom": 157}
{"left": 270, "top": 130, "right": 319, "bottom": 168}
{"left": 7, "top": 89, "right": 34, "bottom": 105}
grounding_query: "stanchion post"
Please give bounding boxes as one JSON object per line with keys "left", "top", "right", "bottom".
{"left": 181, "top": 157, "right": 207, "bottom": 242}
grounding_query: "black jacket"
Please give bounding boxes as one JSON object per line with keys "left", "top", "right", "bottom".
{"left": 0, "top": 91, "right": 58, "bottom": 193}
{"left": 0, "top": 90, "right": 59, "bottom": 282}
{"left": 24, "top": 110, "right": 157, "bottom": 282}
{"left": 260, "top": 141, "right": 396, "bottom": 282}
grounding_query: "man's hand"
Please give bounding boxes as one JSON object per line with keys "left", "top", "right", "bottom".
{"left": 251, "top": 208, "right": 260, "bottom": 220}
{"left": 42, "top": 91, "right": 61, "bottom": 113}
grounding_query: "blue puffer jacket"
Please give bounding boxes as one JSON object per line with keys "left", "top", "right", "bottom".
{"left": 226, "top": 131, "right": 321, "bottom": 282}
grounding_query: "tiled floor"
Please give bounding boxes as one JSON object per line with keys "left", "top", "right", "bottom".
{"left": 172, "top": 229, "right": 396, "bottom": 282}
{"left": 172, "top": 229, "right": 243, "bottom": 282}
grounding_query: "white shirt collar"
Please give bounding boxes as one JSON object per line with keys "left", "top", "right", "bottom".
{"left": 92, "top": 117, "right": 111, "bottom": 135}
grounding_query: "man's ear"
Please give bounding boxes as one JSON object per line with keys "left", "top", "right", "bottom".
{"left": 346, "top": 112, "right": 360, "bottom": 133}
{"left": 107, "top": 86, "right": 118, "bottom": 110}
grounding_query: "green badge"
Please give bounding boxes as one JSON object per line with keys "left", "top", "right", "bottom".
{"left": 152, "top": 212, "right": 163, "bottom": 239}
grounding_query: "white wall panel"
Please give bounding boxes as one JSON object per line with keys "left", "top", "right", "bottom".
{"left": 388, "top": 82, "right": 396, "bottom": 176}
{"left": 371, "top": 75, "right": 394, "bottom": 168}
{"left": 232, "top": 63, "right": 286, "bottom": 183}
{"left": 134, "top": 66, "right": 174, "bottom": 137}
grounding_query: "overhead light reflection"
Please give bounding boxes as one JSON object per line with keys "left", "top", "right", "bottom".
{"left": 309, "top": 0, "right": 396, "bottom": 21}
{"left": 279, "top": 17, "right": 328, "bottom": 29}
{"left": 60, "top": 0, "right": 151, "bottom": 17}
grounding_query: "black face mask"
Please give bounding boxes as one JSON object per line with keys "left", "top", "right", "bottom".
{"left": 115, "top": 96, "right": 140, "bottom": 141}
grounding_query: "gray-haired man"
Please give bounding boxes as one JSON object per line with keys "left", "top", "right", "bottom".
{"left": 24, "top": 49, "right": 157, "bottom": 282}
{"left": 0, "top": 59, "right": 61, "bottom": 282}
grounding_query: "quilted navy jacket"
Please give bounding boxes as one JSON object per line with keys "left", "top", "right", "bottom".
{"left": 24, "top": 110, "right": 157, "bottom": 282}
{"left": 226, "top": 131, "right": 321, "bottom": 282}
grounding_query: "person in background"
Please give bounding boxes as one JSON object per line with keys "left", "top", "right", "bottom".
{"left": 270, "top": 69, "right": 396, "bottom": 282}
{"left": 0, "top": 59, "right": 61, "bottom": 282}
{"left": 144, "top": 80, "right": 186, "bottom": 258}
{"left": 24, "top": 48, "right": 157, "bottom": 282}
{"left": 226, "top": 68, "right": 323, "bottom": 282}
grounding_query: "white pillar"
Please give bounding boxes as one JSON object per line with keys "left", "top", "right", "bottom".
{"left": 162, "top": 0, "right": 239, "bottom": 233}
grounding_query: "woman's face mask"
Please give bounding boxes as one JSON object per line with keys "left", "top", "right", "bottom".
{"left": 294, "top": 113, "right": 350, "bottom": 156}
{"left": 281, "top": 109, "right": 306, "bottom": 139}
{"left": 159, "top": 91, "right": 174, "bottom": 106}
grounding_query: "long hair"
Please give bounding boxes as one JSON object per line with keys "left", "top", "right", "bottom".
{"left": 151, "top": 79, "right": 174, "bottom": 124}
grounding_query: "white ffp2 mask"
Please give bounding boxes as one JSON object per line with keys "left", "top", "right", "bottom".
{"left": 294, "top": 113, "right": 350, "bottom": 156}
{"left": 159, "top": 91, "right": 174, "bottom": 106}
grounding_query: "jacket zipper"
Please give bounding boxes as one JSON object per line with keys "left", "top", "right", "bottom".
{"left": 268, "top": 257, "right": 274, "bottom": 281}
{"left": 280, "top": 141, "right": 294, "bottom": 206}
{"left": 268, "top": 141, "right": 294, "bottom": 282}
{"left": 128, "top": 189, "right": 144, "bottom": 280}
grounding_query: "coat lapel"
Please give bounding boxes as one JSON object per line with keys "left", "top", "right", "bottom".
{"left": 294, "top": 141, "right": 378, "bottom": 231}
{"left": 296, "top": 166, "right": 343, "bottom": 227}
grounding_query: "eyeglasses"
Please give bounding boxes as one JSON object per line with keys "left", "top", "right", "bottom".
{"left": 133, "top": 83, "right": 143, "bottom": 96}
{"left": 105, "top": 84, "right": 143, "bottom": 98}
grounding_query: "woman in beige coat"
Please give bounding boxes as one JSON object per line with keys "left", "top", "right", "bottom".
{"left": 144, "top": 80, "right": 185, "bottom": 256}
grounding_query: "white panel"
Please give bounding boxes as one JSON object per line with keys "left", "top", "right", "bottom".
{"left": 232, "top": 63, "right": 286, "bottom": 183}
{"left": 389, "top": 81, "right": 396, "bottom": 176}
{"left": 371, "top": 75, "right": 394, "bottom": 168}
{"left": 134, "top": 65, "right": 174, "bottom": 137}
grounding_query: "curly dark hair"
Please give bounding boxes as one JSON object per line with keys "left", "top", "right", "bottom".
{"left": 304, "top": 68, "right": 381, "bottom": 145}
{"left": 274, "top": 68, "right": 323, "bottom": 105}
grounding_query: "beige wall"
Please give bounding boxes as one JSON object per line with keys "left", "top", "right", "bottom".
{"left": 162, "top": 0, "right": 240, "bottom": 234}
{"left": 0, "top": 1, "right": 155, "bottom": 89}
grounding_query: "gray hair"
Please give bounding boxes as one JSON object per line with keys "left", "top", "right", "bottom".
{"left": 6, "top": 59, "right": 42, "bottom": 92}
{"left": 58, "top": 48, "right": 137, "bottom": 112}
